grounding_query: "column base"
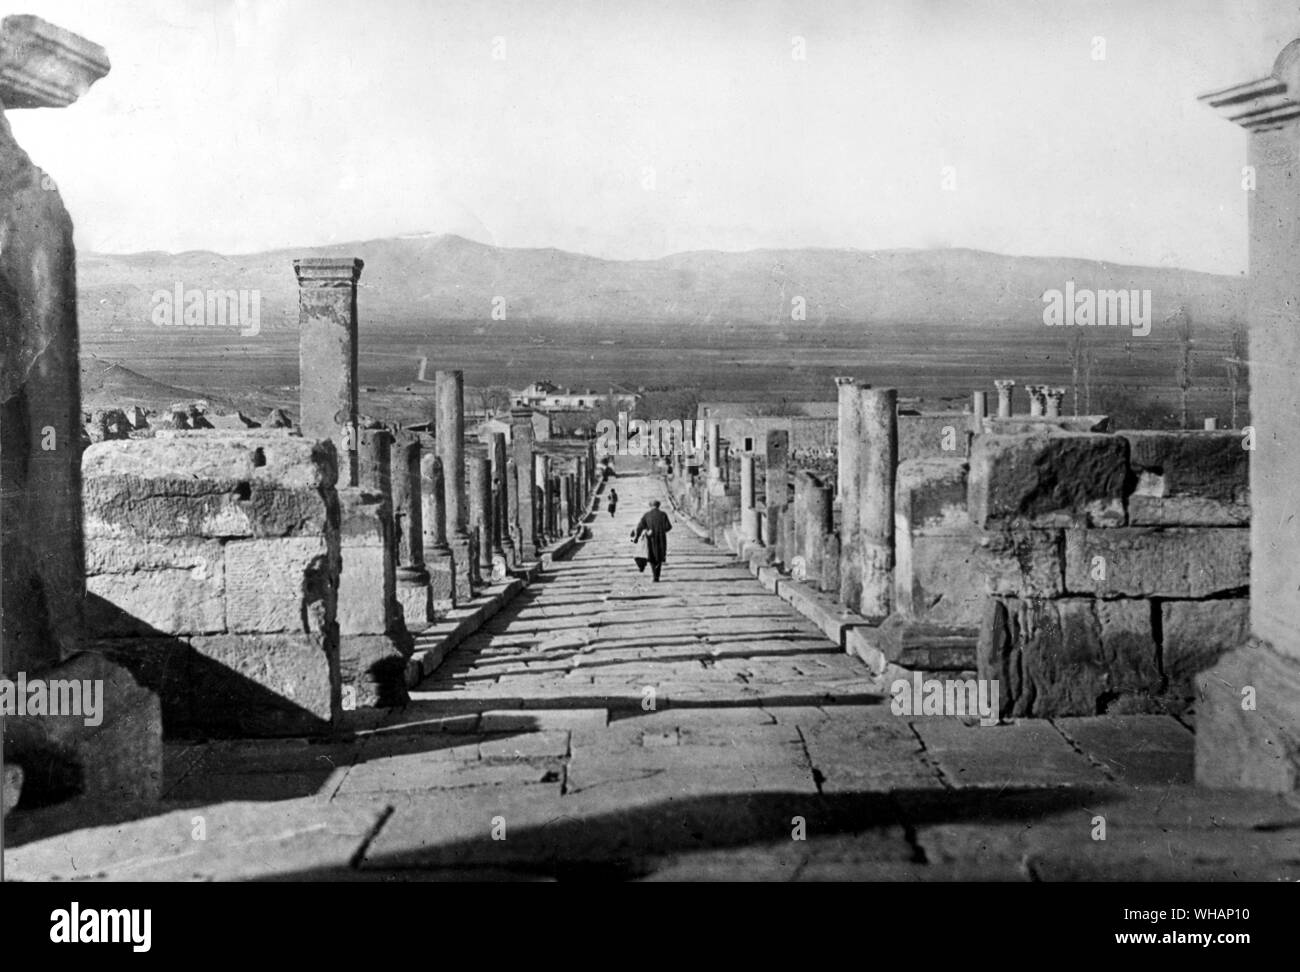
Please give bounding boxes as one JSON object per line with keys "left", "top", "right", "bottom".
{"left": 396, "top": 567, "right": 432, "bottom": 627}
{"left": 1195, "top": 639, "right": 1300, "bottom": 793}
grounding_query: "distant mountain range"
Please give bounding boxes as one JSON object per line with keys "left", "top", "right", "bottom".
{"left": 76, "top": 234, "right": 1246, "bottom": 332}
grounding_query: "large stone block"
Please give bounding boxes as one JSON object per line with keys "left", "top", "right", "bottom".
{"left": 1064, "top": 527, "right": 1249, "bottom": 598}
{"left": 82, "top": 435, "right": 337, "bottom": 539}
{"left": 1161, "top": 598, "right": 1250, "bottom": 696}
{"left": 336, "top": 544, "right": 393, "bottom": 635}
{"left": 895, "top": 529, "right": 1061, "bottom": 626}
{"left": 187, "top": 632, "right": 340, "bottom": 737}
{"left": 226, "top": 536, "right": 335, "bottom": 634}
{"left": 978, "top": 596, "right": 1161, "bottom": 717}
{"left": 84, "top": 538, "right": 225, "bottom": 635}
{"left": 1122, "top": 430, "right": 1250, "bottom": 525}
{"left": 968, "top": 432, "right": 1128, "bottom": 528}
{"left": 898, "top": 412, "right": 968, "bottom": 461}
{"left": 1195, "top": 641, "right": 1300, "bottom": 792}
{"left": 339, "top": 634, "right": 411, "bottom": 709}
{"left": 895, "top": 458, "right": 969, "bottom": 535}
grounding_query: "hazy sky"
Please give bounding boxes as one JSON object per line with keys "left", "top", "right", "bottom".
{"left": 15, "top": 0, "right": 1300, "bottom": 272}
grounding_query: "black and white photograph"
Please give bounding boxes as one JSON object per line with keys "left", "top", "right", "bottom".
{"left": 0, "top": 0, "right": 1296, "bottom": 923}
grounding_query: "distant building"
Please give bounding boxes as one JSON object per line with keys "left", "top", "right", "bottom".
{"left": 511, "top": 380, "right": 637, "bottom": 411}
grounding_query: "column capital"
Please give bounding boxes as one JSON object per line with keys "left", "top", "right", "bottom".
{"left": 0, "top": 15, "right": 109, "bottom": 110}
{"left": 1200, "top": 39, "right": 1300, "bottom": 132}
{"left": 833, "top": 376, "right": 857, "bottom": 387}
{"left": 293, "top": 257, "right": 364, "bottom": 286}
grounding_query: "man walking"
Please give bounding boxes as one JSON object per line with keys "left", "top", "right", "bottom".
{"left": 633, "top": 499, "right": 673, "bottom": 582}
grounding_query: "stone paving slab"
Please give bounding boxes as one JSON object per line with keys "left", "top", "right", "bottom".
{"left": 912, "top": 718, "right": 1110, "bottom": 788}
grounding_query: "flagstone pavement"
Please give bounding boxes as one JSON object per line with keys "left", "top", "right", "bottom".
{"left": 5, "top": 471, "right": 1299, "bottom": 881}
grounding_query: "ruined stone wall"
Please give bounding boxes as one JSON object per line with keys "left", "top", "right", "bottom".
{"left": 894, "top": 428, "right": 1249, "bottom": 717}
{"left": 81, "top": 432, "right": 344, "bottom": 736}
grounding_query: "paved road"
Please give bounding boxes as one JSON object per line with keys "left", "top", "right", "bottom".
{"left": 6, "top": 472, "right": 1299, "bottom": 880}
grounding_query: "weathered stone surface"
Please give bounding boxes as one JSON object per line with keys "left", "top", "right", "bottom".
{"left": 1121, "top": 430, "right": 1249, "bottom": 500}
{"left": 0, "top": 107, "right": 85, "bottom": 672}
{"left": 896, "top": 529, "right": 1060, "bottom": 626}
{"left": 83, "top": 436, "right": 337, "bottom": 539}
{"left": 1161, "top": 598, "right": 1250, "bottom": 696}
{"left": 895, "top": 458, "right": 969, "bottom": 534}
{"left": 339, "top": 634, "right": 411, "bottom": 709}
{"left": 1064, "top": 527, "right": 1249, "bottom": 598}
{"left": 187, "top": 632, "right": 339, "bottom": 736}
{"left": 226, "top": 536, "right": 334, "bottom": 634}
{"left": 83, "top": 537, "right": 226, "bottom": 635}
{"left": 2, "top": 763, "right": 20, "bottom": 817}
{"left": 1195, "top": 641, "right": 1300, "bottom": 792}
{"left": 898, "top": 412, "right": 967, "bottom": 461}
{"left": 968, "top": 432, "right": 1127, "bottom": 528}
{"left": 0, "top": 15, "right": 110, "bottom": 109}
{"left": 978, "top": 596, "right": 1161, "bottom": 717}
{"left": 3, "top": 652, "right": 162, "bottom": 804}
{"left": 1123, "top": 430, "right": 1250, "bottom": 525}
{"left": 985, "top": 414, "right": 1110, "bottom": 434}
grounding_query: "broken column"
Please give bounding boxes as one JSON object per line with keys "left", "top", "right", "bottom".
{"left": 295, "top": 256, "right": 363, "bottom": 486}
{"left": 469, "top": 454, "right": 494, "bottom": 582}
{"left": 1198, "top": 42, "right": 1300, "bottom": 790}
{"left": 994, "top": 380, "right": 1015, "bottom": 418}
{"left": 510, "top": 407, "right": 539, "bottom": 559}
{"left": 436, "top": 370, "right": 473, "bottom": 601}
{"left": 764, "top": 430, "right": 790, "bottom": 555}
{"left": 421, "top": 449, "right": 455, "bottom": 613}
{"left": 491, "top": 432, "right": 514, "bottom": 568}
{"left": 392, "top": 433, "right": 431, "bottom": 626}
{"left": 840, "top": 386, "right": 897, "bottom": 620}
{"left": 835, "top": 376, "right": 858, "bottom": 504}
{"left": 740, "top": 451, "right": 759, "bottom": 543}
{"left": 971, "top": 389, "right": 988, "bottom": 434}
{"left": 0, "top": 16, "right": 164, "bottom": 804}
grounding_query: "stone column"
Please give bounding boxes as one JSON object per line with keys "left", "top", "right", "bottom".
{"left": 540, "top": 457, "right": 554, "bottom": 540}
{"left": 295, "top": 257, "right": 363, "bottom": 486}
{"left": 560, "top": 473, "right": 572, "bottom": 534}
{"left": 436, "top": 370, "right": 472, "bottom": 601}
{"left": 835, "top": 376, "right": 858, "bottom": 504}
{"left": 510, "top": 408, "right": 539, "bottom": 559}
{"left": 707, "top": 411, "right": 721, "bottom": 486}
{"left": 840, "top": 386, "right": 896, "bottom": 619}
{"left": 1045, "top": 387, "right": 1065, "bottom": 418}
{"left": 971, "top": 389, "right": 988, "bottom": 434}
{"left": 740, "top": 452, "right": 759, "bottom": 543}
{"left": 994, "top": 380, "right": 1015, "bottom": 418}
{"left": 469, "top": 455, "right": 492, "bottom": 583}
{"left": 421, "top": 450, "right": 454, "bottom": 613}
{"left": 505, "top": 457, "right": 522, "bottom": 560}
{"left": 393, "top": 433, "right": 431, "bottom": 626}
{"left": 1204, "top": 417, "right": 1219, "bottom": 430}
{"left": 764, "top": 430, "right": 789, "bottom": 550}
{"left": 1199, "top": 46, "right": 1300, "bottom": 790}
{"left": 1027, "top": 384, "right": 1047, "bottom": 417}
{"left": 490, "top": 432, "right": 513, "bottom": 566}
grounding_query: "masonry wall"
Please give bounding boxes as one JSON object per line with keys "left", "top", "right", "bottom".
{"left": 894, "top": 428, "right": 1249, "bottom": 717}
{"left": 81, "top": 431, "right": 344, "bottom": 737}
